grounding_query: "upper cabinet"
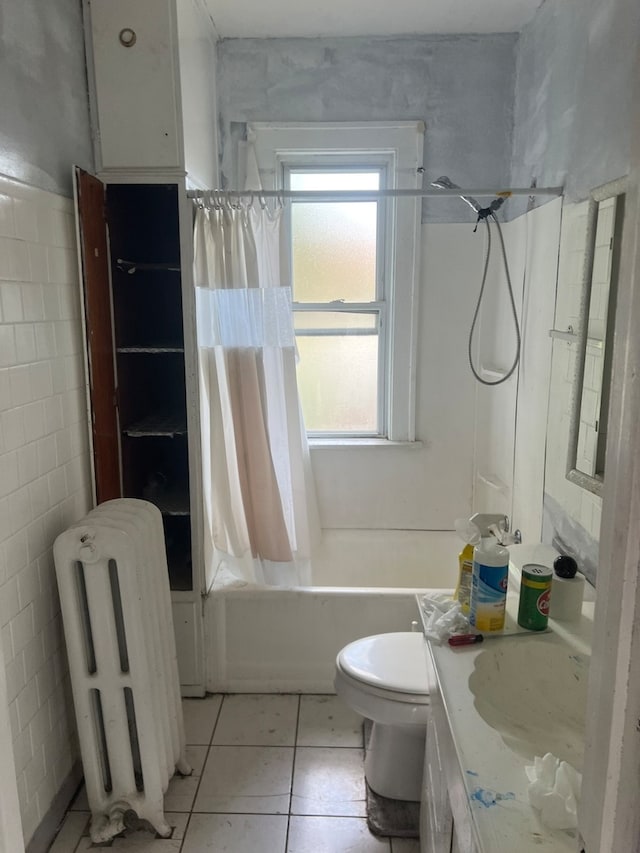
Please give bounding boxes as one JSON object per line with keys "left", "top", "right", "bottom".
{"left": 84, "top": 0, "right": 218, "bottom": 183}
{"left": 86, "top": 0, "right": 183, "bottom": 170}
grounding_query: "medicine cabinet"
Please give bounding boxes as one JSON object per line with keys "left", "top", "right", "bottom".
{"left": 566, "top": 177, "right": 626, "bottom": 496}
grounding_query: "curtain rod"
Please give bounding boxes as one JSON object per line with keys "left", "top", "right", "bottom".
{"left": 187, "top": 186, "right": 562, "bottom": 201}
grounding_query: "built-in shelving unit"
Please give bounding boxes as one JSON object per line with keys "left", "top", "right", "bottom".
{"left": 106, "top": 183, "right": 192, "bottom": 591}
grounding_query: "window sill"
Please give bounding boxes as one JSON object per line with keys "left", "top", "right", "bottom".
{"left": 309, "top": 438, "right": 423, "bottom": 449}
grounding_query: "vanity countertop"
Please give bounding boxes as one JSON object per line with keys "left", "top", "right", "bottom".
{"left": 419, "top": 543, "right": 594, "bottom": 853}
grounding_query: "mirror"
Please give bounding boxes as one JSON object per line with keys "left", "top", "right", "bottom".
{"left": 566, "top": 177, "right": 626, "bottom": 496}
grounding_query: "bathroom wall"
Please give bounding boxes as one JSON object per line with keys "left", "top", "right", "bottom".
{"left": 512, "top": 0, "right": 640, "bottom": 575}
{"left": 0, "top": 0, "right": 93, "bottom": 195}
{"left": 0, "top": 0, "right": 93, "bottom": 845}
{"left": 512, "top": 0, "right": 639, "bottom": 204}
{"left": 0, "top": 176, "right": 91, "bottom": 844}
{"left": 216, "top": 35, "right": 517, "bottom": 225}
{"left": 215, "top": 34, "right": 522, "bottom": 532}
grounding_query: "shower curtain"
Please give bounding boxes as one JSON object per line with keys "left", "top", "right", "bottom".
{"left": 194, "top": 197, "right": 319, "bottom": 588}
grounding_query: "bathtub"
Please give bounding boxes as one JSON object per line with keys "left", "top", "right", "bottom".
{"left": 205, "top": 529, "right": 458, "bottom": 693}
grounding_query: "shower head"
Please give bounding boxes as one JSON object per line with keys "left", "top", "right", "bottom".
{"left": 430, "top": 176, "right": 482, "bottom": 215}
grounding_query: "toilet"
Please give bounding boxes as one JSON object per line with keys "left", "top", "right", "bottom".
{"left": 334, "top": 632, "right": 430, "bottom": 802}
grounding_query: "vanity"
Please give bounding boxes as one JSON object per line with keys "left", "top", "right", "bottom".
{"left": 418, "top": 544, "right": 594, "bottom": 853}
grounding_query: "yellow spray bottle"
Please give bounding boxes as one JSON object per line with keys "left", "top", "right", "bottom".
{"left": 454, "top": 518, "right": 481, "bottom": 613}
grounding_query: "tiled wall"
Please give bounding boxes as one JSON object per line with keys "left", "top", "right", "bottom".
{"left": 0, "top": 174, "right": 92, "bottom": 843}
{"left": 543, "top": 201, "right": 602, "bottom": 580}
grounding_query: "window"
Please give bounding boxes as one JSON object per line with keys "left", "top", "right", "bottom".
{"left": 249, "top": 122, "right": 424, "bottom": 441}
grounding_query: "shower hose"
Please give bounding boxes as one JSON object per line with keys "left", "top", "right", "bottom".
{"left": 468, "top": 213, "right": 521, "bottom": 386}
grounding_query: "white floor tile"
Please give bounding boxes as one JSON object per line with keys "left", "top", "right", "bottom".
{"left": 391, "top": 838, "right": 421, "bottom": 852}
{"left": 194, "top": 745, "right": 294, "bottom": 814}
{"left": 297, "top": 695, "right": 363, "bottom": 748}
{"left": 110, "top": 835, "right": 181, "bottom": 851}
{"left": 182, "top": 744, "right": 209, "bottom": 776}
{"left": 164, "top": 746, "right": 208, "bottom": 812}
{"left": 164, "top": 812, "right": 189, "bottom": 840}
{"left": 69, "top": 784, "right": 89, "bottom": 811}
{"left": 182, "top": 813, "right": 288, "bottom": 853}
{"left": 291, "top": 747, "right": 367, "bottom": 817}
{"left": 182, "top": 694, "right": 222, "bottom": 745}
{"left": 213, "top": 694, "right": 299, "bottom": 746}
{"left": 287, "top": 815, "right": 391, "bottom": 852}
{"left": 49, "top": 811, "right": 89, "bottom": 852}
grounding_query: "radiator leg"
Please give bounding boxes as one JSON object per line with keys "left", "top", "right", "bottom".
{"left": 176, "top": 754, "right": 193, "bottom": 776}
{"left": 89, "top": 800, "right": 128, "bottom": 843}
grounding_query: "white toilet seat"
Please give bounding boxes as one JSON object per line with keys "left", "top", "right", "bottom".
{"left": 336, "top": 632, "right": 429, "bottom": 703}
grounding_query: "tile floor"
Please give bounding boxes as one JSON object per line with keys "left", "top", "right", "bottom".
{"left": 50, "top": 694, "right": 420, "bottom": 853}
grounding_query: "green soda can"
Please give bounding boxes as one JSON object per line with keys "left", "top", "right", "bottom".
{"left": 517, "top": 563, "right": 553, "bottom": 630}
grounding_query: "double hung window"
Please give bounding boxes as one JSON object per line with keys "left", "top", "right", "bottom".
{"left": 249, "top": 122, "right": 423, "bottom": 441}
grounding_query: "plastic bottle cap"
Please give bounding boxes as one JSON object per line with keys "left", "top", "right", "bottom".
{"left": 553, "top": 555, "right": 578, "bottom": 579}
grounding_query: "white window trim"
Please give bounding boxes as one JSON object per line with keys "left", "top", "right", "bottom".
{"left": 248, "top": 121, "right": 424, "bottom": 442}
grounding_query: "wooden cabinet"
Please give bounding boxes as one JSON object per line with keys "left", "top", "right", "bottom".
{"left": 79, "top": 0, "right": 216, "bottom": 696}
{"left": 86, "top": 0, "right": 182, "bottom": 171}
{"left": 83, "top": 0, "right": 218, "bottom": 186}
{"left": 75, "top": 170, "right": 204, "bottom": 691}
{"left": 76, "top": 173, "right": 197, "bottom": 591}
{"left": 421, "top": 642, "right": 480, "bottom": 853}
{"left": 421, "top": 706, "right": 454, "bottom": 853}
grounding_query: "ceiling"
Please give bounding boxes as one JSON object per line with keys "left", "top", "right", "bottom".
{"left": 203, "top": 0, "right": 545, "bottom": 39}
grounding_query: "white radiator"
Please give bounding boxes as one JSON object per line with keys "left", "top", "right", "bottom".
{"left": 54, "top": 499, "right": 192, "bottom": 843}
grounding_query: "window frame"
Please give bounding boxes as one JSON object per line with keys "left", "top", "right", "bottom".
{"left": 248, "top": 121, "right": 424, "bottom": 442}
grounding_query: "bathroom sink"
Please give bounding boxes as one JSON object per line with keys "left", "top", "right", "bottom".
{"left": 468, "top": 638, "right": 589, "bottom": 770}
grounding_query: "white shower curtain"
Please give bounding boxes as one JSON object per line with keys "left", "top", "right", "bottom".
{"left": 194, "top": 198, "right": 319, "bottom": 588}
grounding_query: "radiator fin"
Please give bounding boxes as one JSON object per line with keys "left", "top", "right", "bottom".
{"left": 108, "top": 559, "right": 130, "bottom": 673}
{"left": 90, "top": 688, "right": 112, "bottom": 793}
{"left": 124, "top": 687, "right": 144, "bottom": 791}
{"left": 75, "top": 561, "right": 97, "bottom": 675}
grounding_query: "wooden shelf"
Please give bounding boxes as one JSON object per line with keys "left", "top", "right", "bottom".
{"left": 143, "top": 487, "right": 190, "bottom": 517}
{"left": 118, "top": 345, "right": 185, "bottom": 353}
{"left": 116, "top": 258, "right": 180, "bottom": 273}
{"left": 123, "top": 413, "right": 187, "bottom": 437}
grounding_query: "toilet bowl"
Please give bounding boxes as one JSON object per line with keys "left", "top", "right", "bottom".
{"left": 334, "top": 632, "right": 429, "bottom": 802}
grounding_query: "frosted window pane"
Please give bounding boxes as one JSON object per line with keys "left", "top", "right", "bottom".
{"left": 292, "top": 203, "right": 377, "bottom": 302}
{"left": 294, "top": 311, "right": 377, "bottom": 331}
{"left": 296, "top": 333, "right": 378, "bottom": 433}
{"left": 290, "top": 172, "right": 380, "bottom": 191}
{"left": 290, "top": 171, "right": 380, "bottom": 304}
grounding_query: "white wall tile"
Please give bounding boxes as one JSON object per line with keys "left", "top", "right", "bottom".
{"left": 22, "top": 284, "right": 45, "bottom": 322}
{"left": 15, "top": 324, "right": 37, "bottom": 364}
{"left": 0, "top": 451, "right": 20, "bottom": 497}
{"left": 0, "top": 193, "right": 15, "bottom": 238}
{"left": 17, "top": 444, "right": 38, "bottom": 487}
{"left": 1, "top": 284, "right": 24, "bottom": 322}
{"left": 14, "top": 200, "right": 38, "bottom": 244}
{"left": 0, "top": 182, "right": 91, "bottom": 845}
{"left": 0, "top": 324, "right": 17, "bottom": 366}
{"left": 9, "top": 364, "right": 32, "bottom": 406}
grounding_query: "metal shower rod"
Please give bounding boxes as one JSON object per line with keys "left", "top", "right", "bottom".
{"left": 187, "top": 186, "right": 563, "bottom": 201}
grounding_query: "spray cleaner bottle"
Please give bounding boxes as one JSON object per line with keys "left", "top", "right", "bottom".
{"left": 454, "top": 518, "right": 481, "bottom": 613}
{"left": 468, "top": 514, "right": 510, "bottom": 633}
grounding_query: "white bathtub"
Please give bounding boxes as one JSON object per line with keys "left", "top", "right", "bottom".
{"left": 205, "top": 530, "right": 458, "bottom": 693}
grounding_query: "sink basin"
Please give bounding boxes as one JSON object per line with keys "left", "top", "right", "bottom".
{"left": 468, "top": 637, "right": 589, "bottom": 770}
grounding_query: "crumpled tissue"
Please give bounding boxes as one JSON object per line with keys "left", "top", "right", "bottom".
{"left": 420, "top": 593, "right": 470, "bottom": 644}
{"left": 525, "top": 753, "right": 582, "bottom": 830}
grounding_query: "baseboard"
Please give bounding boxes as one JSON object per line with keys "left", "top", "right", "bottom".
{"left": 26, "top": 761, "right": 83, "bottom": 853}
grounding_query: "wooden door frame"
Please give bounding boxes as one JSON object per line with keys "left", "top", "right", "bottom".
{"left": 579, "top": 40, "right": 640, "bottom": 853}
{"left": 73, "top": 167, "right": 122, "bottom": 503}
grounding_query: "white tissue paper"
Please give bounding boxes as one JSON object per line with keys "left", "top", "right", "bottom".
{"left": 525, "top": 753, "right": 582, "bottom": 830}
{"left": 420, "top": 593, "right": 470, "bottom": 644}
